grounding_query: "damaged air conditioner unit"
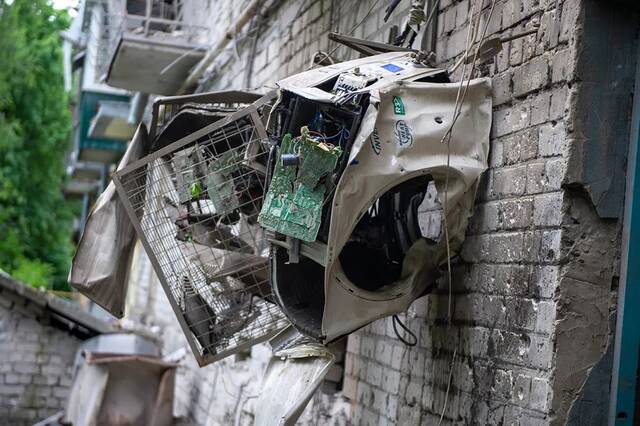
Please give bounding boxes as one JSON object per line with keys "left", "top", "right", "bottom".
{"left": 261, "top": 52, "right": 491, "bottom": 345}
{"left": 99, "top": 51, "right": 490, "bottom": 423}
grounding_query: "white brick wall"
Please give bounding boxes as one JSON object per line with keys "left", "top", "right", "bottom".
{"left": 0, "top": 299, "right": 80, "bottom": 425}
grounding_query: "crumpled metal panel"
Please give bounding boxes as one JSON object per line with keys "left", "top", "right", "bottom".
{"left": 255, "top": 342, "right": 334, "bottom": 426}
{"left": 69, "top": 124, "right": 148, "bottom": 318}
{"left": 270, "top": 52, "right": 491, "bottom": 343}
{"left": 321, "top": 78, "right": 492, "bottom": 341}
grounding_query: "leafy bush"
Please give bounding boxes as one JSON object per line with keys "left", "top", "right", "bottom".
{"left": 0, "top": 0, "right": 74, "bottom": 291}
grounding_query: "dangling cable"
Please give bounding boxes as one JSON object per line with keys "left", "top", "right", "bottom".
{"left": 392, "top": 314, "right": 418, "bottom": 347}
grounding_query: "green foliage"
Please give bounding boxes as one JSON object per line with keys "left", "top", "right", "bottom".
{"left": 0, "top": 0, "right": 74, "bottom": 290}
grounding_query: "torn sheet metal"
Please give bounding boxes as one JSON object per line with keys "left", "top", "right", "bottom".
{"left": 322, "top": 78, "right": 492, "bottom": 341}
{"left": 255, "top": 341, "right": 334, "bottom": 426}
{"left": 68, "top": 124, "right": 148, "bottom": 318}
{"left": 276, "top": 51, "right": 443, "bottom": 104}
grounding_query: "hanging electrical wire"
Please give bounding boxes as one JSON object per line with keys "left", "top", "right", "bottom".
{"left": 441, "top": 0, "right": 496, "bottom": 322}
{"left": 437, "top": 1, "right": 497, "bottom": 423}
{"left": 437, "top": 348, "right": 458, "bottom": 426}
{"left": 309, "top": 0, "right": 383, "bottom": 68}
{"left": 392, "top": 314, "right": 418, "bottom": 347}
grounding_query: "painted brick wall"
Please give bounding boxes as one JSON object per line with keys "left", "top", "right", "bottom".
{"left": 125, "top": 0, "right": 629, "bottom": 424}
{"left": 0, "top": 298, "right": 80, "bottom": 425}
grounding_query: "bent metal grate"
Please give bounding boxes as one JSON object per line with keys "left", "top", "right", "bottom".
{"left": 113, "top": 102, "right": 289, "bottom": 365}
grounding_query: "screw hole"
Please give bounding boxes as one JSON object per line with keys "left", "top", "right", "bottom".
{"left": 435, "top": 117, "right": 443, "bottom": 124}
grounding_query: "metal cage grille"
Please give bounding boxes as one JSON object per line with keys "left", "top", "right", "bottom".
{"left": 114, "top": 104, "right": 288, "bottom": 365}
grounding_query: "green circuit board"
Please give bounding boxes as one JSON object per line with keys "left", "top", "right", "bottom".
{"left": 205, "top": 149, "right": 242, "bottom": 214}
{"left": 258, "top": 130, "right": 342, "bottom": 242}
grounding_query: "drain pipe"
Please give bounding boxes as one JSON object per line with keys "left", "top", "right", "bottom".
{"left": 178, "top": 0, "right": 261, "bottom": 94}
{"left": 128, "top": 92, "right": 149, "bottom": 126}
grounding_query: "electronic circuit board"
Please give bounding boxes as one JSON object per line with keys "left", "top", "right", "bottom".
{"left": 205, "top": 149, "right": 242, "bottom": 214}
{"left": 258, "top": 131, "right": 342, "bottom": 242}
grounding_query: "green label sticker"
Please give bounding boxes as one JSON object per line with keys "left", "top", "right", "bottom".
{"left": 393, "top": 96, "right": 405, "bottom": 115}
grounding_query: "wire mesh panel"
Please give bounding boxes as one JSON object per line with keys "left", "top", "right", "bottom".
{"left": 113, "top": 105, "right": 289, "bottom": 365}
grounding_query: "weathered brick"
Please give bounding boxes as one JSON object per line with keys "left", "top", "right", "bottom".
{"left": 365, "top": 361, "right": 383, "bottom": 387}
{"left": 490, "top": 139, "right": 504, "bottom": 167}
{"left": 529, "top": 265, "right": 558, "bottom": 299}
{"left": 522, "top": 31, "right": 538, "bottom": 63}
{"left": 502, "top": 127, "right": 539, "bottom": 164}
{"left": 513, "top": 56, "right": 549, "bottom": 97}
{"left": 360, "top": 336, "right": 375, "bottom": 359}
{"left": 454, "top": 294, "right": 507, "bottom": 325}
{"left": 533, "top": 192, "right": 564, "bottom": 227}
{"left": 468, "top": 202, "right": 500, "bottom": 234}
{"left": 387, "top": 394, "right": 399, "bottom": 419}
{"left": 401, "top": 350, "right": 425, "bottom": 379}
{"left": 13, "top": 362, "right": 39, "bottom": 375}
{"left": 492, "top": 102, "right": 531, "bottom": 137}
{"left": 523, "top": 229, "right": 562, "bottom": 263}
{"left": 398, "top": 403, "right": 422, "bottom": 425}
{"left": 461, "top": 264, "right": 529, "bottom": 297}
{"left": 357, "top": 381, "right": 373, "bottom": 407}
{"left": 390, "top": 344, "right": 404, "bottom": 370}
{"left": 550, "top": 86, "right": 568, "bottom": 120}
{"left": 492, "top": 165, "right": 527, "bottom": 197}
{"left": 404, "top": 379, "right": 423, "bottom": 406}
{"left": 492, "top": 71, "right": 512, "bottom": 106}
{"left": 559, "top": 0, "right": 581, "bottom": 43}
{"left": 530, "top": 377, "right": 551, "bottom": 411}
{"left": 343, "top": 375, "right": 358, "bottom": 400}
{"left": 538, "top": 122, "right": 566, "bottom": 157}
{"left": 381, "top": 369, "right": 401, "bottom": 394}
{"left": 502, "top": 0, "right": 522, "bottom": 28}
{"left": 443, "top": 6, "right": 456, "bottom": 34}
{"left": 509, "top": 38, "right": 524, "bottom": 67}
{"left": 347, "top": 333, "right": 361, "bottom": 354}
{"left": 551, "top": 48, "right": 574, "bottom": 83}
{"left": 0, "top": 384, "right": 26, "bottom": 395}
{"left": 461, "top": 232, "right": 524, "bottom": 263}
{"left": 442, "top": 27, "right": 469, "bottom": 60}
{"left": 479, "top": 2, "right": 503, "bottom": 36}
{"left": 361, "top": 408, "right": 379, "bottom": 426}
{"left": 496, "top": 41, "right": 511, "bottom": 73}
{"left": 530, "top": 92, "right": 551, "bottom": 125}
{"left": 499, "top": 198, "right": 533, "bottom": 230}
{"left": 526, "top": 158, "right": 565, "bottom": 194}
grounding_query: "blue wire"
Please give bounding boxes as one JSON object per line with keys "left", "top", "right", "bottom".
{"left": 324, "top": 128, "right": 349, "bottom": 142}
